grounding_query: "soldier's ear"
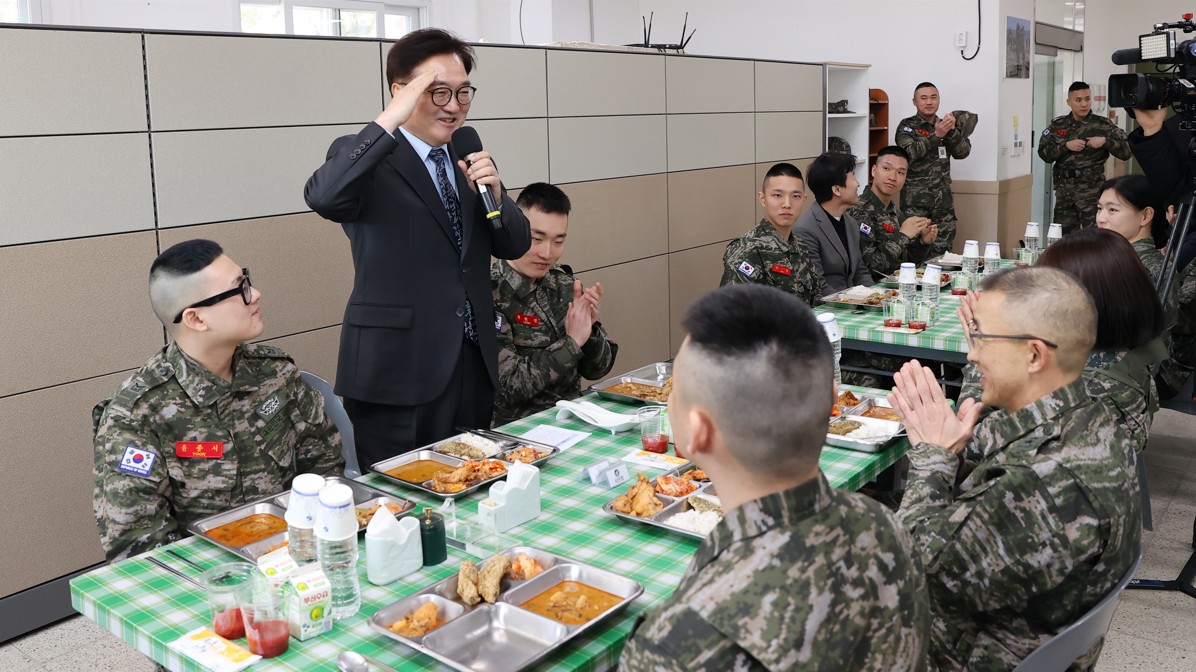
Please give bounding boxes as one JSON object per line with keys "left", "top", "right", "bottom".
{"left": 686, "top": 406, "right": 715, "bottom": 457}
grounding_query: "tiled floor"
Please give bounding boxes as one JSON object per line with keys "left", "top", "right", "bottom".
{"left": 3, "top": 408, "right": 1195, "bottom": 671}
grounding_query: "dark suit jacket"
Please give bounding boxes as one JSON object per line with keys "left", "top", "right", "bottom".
{"left": 794, "top": 202, "right": 874, "bottom": 296}
{"left": 304, "top": 122, "right": 531, "bottom": 406}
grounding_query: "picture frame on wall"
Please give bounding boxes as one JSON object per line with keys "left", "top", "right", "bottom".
{"left": 1006, "top": 16, "right": 1031, "bottom": 78}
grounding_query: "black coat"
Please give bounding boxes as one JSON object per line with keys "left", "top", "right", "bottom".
{"left": 1128, "top": 114, "right": 1195, "bottom": 270}
{"left": 304, "top": 122, "right": 531, "bottom": 406}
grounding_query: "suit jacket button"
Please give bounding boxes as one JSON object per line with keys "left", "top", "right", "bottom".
{"left": 364, "top": 139, "right": 372, "bottom": 146}
{"left": 455, "top": 307, "right": 465, "bottom": 317}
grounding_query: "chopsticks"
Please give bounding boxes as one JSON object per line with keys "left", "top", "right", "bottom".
{"left": 166, "top": 549, "right": 206, "bottom": 573}
{"left": 145, "top": 556, "right": 205, "bottom": 590}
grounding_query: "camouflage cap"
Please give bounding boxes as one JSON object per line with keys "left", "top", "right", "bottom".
{"left": 951, "top": 110, "right": 978, "bottom": 138}
{"left": 828, "top": 136, "right": 853, "bottom": 155}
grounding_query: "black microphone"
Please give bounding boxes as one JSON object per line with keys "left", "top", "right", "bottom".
{"left": 1112, "top": 48, "right": 1142, "bottom": 65}
{"left": 451, "top": 126, "right": 502, "bottom": 231}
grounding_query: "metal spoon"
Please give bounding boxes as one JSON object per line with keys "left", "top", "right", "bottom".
{"left": 337, "top": 651, "right": 401, "bottom": 672}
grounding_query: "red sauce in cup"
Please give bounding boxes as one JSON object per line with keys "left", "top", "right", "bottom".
{"left": 883, "top": 318, "right": 904, "bottom": 328}
{"left": 246, "top": 619, "right": 290, "bottom": 658}
{"left": 909, "top": 320, "right": 928, "bottom": 330}
{"left": 641, "top": 434, "right": 670, "bottom": 454}
{"left": 212, "top": 607, "right": 245, "bottom": 640}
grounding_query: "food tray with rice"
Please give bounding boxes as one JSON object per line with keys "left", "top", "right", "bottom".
{"left": 925, "top": 252, "right": 965, "bottom": 268}
{"left": 819, "top": 286, "right": 900, "bottom": 312}
{"left": 601, "top": 467, "right": 723, "bottom": 540}
{"left": 590, "top": 362, "right": 673, "bottom": 404}
{"left": 826, "top": 396, "right": 904, "bottom": 453}
{"left": 433, "top": 429, "right": 560, "bottom": 466}
{"left": 188, "top": 476, "right": 413, "bottom": 561}
{"left": 370, "top": 431, "right": 560, "bottom": 497}
{"left": 369, "top": 546, "right": 643, "bottom": 672}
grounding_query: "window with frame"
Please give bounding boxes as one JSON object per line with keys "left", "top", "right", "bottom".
{"left": 240, "top": 1, "right": 423, "bottom": 38}
{"left": 0, "top": 0, "right": 31, "bottom": 23}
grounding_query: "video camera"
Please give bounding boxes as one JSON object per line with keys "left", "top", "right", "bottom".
{"left": 1109, "top": 14, "right": 1196, "bottom": 124}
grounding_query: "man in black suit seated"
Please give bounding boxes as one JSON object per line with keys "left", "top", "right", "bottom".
{"left": 304, "top": 29, "right": 531, "bottom": 468}
{"left": 795, "top": 152, "right": 874, "bottom": 296}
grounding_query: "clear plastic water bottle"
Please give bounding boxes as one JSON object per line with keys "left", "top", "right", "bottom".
{"left": 961, "top": 239, "right": 980, "bottom": 280}
{"left": 816, "top": 313, "right": 842, "bottom": 384}
{"left": 285, "top": 473, "right": 325, "bottom": 565}
{"left": 897, "top": 262, "right": 918, "bottom": 305}
{"left": 314, "top": 484, "right": 361, "bottom": 620}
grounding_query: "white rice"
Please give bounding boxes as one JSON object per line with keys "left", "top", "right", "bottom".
{"left": 664, "top": 510, "right": 722, "bottom": 536}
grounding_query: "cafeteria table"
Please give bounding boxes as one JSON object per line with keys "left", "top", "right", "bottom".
{"left": 71, "top": 387, "right": 910, "bottom": 671}
{"left": 823, "top": 295, "right": 970, "bottom": 364}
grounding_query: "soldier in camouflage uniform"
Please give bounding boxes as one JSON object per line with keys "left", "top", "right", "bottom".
{"left": 93, "top": 240, "right": 344, "bottom": 561}
{"left": 893, "top": 267, "right": 1140, "bottom": 671}
{"left": 1039, "top": 82, "right": 1131, "bottom": 236}
{"left": 492, "top": 183, "right": 617, "bottom": 426}
{"left": 896, "top": 82, "right": 976, "bottom": 257}
{"left": 620, "top": 284, "right": 929, "bottom": 672}
{"left": 847, "top": 145, "right": 936, "bottom": 280}
{"left": 721, "top": 162, "right": 821, "bottom": 305}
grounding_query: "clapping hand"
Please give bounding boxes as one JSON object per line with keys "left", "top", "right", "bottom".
{"left": 887, "top": 360, "right": 982, "bottom": 454}
{"left": 934, "top": 114, "right": 956, "bottom": 138}
{"left": 565, "top": 280, "right": 597, "bottom": 347}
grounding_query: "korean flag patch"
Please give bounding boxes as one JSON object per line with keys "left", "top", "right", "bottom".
{"left": 118, "top": 445, "right": 156, "bottom": 477}
{"left": 737, "top": 260, "right": 757, "bottom": 278}
{"left": 1041, "top": 128, "right": 1051, "bottom": 137}
{"left": 901, "top": 126, "right": 913, "bottom": 133}
{"left": 495, "top": 314, "right": 504, "bottom": 331}
{"left": 859, "top": 223, "right": 872, "bottom": 237}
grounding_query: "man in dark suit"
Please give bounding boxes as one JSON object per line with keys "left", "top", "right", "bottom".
{"left": 795, "top": 152, "right": 873, "bottom": 296}
{"left": 304, "top": 29, "right": 531, "bottom": 468}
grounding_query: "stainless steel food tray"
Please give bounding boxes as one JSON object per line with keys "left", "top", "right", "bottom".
{"left": 368, "top": 546, "right": 644, "bottom": 672}
{"left": 878, "top": 270, "right": 953, "bottom": 288}
{"left": 590, "top": 362, "right": 672, "bottom": 404}
{"left": 602, "top": 468, "right": 719, "bottom": 540}
{"left": 826, "top": 398, "right": 904, "bottom": 453}
{"left": 818, "top": 289, "right": 898, "bottom": 312}
{"left": 436, "top": 429, "right": 560, "bottom": 466}
{"left": 189, "top": 476, "right": 411, "bottom": 561}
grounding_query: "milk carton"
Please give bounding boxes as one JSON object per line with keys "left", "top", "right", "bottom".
{"left": 282, "top": 563, "right": 332, "bottom": 640}
{"left": 256, "top": 547, "right": 298, "bottom": 590}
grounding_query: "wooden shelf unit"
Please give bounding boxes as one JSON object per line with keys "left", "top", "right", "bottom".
{"left": 868, "top": 88, "right": 889, "bottom": 176}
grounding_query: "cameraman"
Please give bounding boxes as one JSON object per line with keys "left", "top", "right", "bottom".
{"left": 1127, "top": 107, "right": 1196, "bottom": 271}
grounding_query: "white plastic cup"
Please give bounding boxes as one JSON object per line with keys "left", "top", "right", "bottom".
{"left": 1047, "top": 222, "right": 1063, "bottom": 243}
{"left": 984, "top": 242, "right": 1001, "bottom": 261}
{"left": 962, "top": 239, "right": 980, "bottom": 258}
{"left": 284, "top": 473, "right": 325, "bottom": 529}
{"left": 898, "top": 262, "right": 918, "bottom": 284}
{"left": 1024, "top": 222, "right": 1041, "bottom": 248}
{"left": 314, "top": 483, "right": 357, "bottom": 541}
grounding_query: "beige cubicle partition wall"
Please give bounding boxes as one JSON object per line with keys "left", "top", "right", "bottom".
{"left": 0, "top": 26, "right": 826, "bottom": 631}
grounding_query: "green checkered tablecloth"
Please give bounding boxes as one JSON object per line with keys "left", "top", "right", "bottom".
{"left": 70, "top": 387, "right": 908, "bottom": 672}
{"left": 819, "top": 288, "right": 970, "bottom": 358}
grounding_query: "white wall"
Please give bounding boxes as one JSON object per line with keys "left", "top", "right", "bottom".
{"left": 998, "top": 0, "right": 1035, "bottom": 181}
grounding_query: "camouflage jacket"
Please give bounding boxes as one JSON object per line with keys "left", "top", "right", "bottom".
{"left": 93, "top": 342, "right": 344, "bottom": 561}
{"left": 1134, "top": 236, "right": 1181, "bottom": 325}
{"left": 491, "top": 260, "right": 617, "bottom": 426}
{"left": 621, "top": 473, "right": 930, "bottom": 672}
{"left": 899, "top": 378, "right": 1141, "bottom": 672}
{"left": 847, "top": 185, "right": 932, "bottom": 278}
{"left": 895, "top": 114, "right": 971, "bottom": 192}
{"left": 720, "top": 219, "right": 821, "bottom": 305}
{"left": 1037, "top": 113, "right": 1130, "bottom": 176}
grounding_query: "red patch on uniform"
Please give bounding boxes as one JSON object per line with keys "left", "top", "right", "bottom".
{"left": 514, "top": 313, "right": 541, "bottom": 327}
{"left": 916, "top": 129, "right": 931, "bottom": 137}
{"left": 1056, "top": 129, "right": 1068, "bottom": 136}
{"left": 770, "top": 264, "right": 792, "bottom": 276}
{"left": 176, "top": 442, "right": 225, "bottom": 459}
{"left": 882, "top": 222, "right": 896, "bottom": 233}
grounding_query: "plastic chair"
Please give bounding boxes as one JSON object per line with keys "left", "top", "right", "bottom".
{"left": 1012, "top": 554, "right": 1141, "bottom": 671}
{"left": 299, "top": 371, "right": 360, "bottom": 479}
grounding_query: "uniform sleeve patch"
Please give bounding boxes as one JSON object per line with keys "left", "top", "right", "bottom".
{"left": 882, "top": 222, "right": 896, "bottom": 233}
{"left": 901, "top": 126, "right": 913, "bottom": 133}
{"left": 117, "top": 445, "right": 156, "bottom": 477}
{"left": 494, "top": 314, "right": 504, "bottom": 331}
{"left": 737, "top": 260, "right": 757, "bottom": 278}
{"left": 1042, "top": 128, "right": 1051, "bottom": 137}
{"left": 859, "top": 223, "right": 872, "bottom": 236}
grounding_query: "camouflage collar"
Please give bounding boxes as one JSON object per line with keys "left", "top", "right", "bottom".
{"left": 693, "top": 472, "right": 832, "bottom": 570}
{"left": 497, "top": 259, "right": 546, "bottom": 299}
{"left": 167, "top": 342, "right": 253, "bottom": 407}
{"left": 1131, "top": 236, "right": 1157, "bottom": 253}
{"left": 861, "top": 185, "right": 898, "bottom": 214}
{"left": 754, "top": 218, "right": 794, "bottom": 246}
{"left": 977, "top": 377, "right": 1088, "bottom": 448}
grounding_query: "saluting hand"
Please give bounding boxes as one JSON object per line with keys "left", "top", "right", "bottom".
{"left": 565, "top": 280, "right": 595, "bottom": 348}
{"left": 375, "top": 70, "right": 439, "bottom": 133}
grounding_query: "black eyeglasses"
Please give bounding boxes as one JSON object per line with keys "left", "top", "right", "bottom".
{"left": 172, "top": 268, "right": 252, "bottom": 324}
{"left": 966, "top": 319, "right": 1058, "bottom": 349}
{"left": 399, "top": 83, "right": 477, "bottom": 107}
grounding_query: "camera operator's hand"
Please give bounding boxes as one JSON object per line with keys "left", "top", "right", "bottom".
{"left": 934, "top": 114, "right": 956, "bottom": 138}
{"left": 1087, "top": 136, "right": 1108, "bottom": 149}
{"left": 1065, "top": 139, "right": 1087, "bottom": 152}
{"left": 1133, "top": 108, "right": 1167, "bottom": 136}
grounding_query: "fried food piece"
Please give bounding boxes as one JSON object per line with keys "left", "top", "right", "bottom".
{"left": 479, "top": 554, "right": 511, "bottom": 604}
{"left": 862, "top": 406, "right": 902, "bottom": 422}
{"left": 506, "top": 553, "right": 545, "bottom": 581}
{"left": 430, "top": 460, "right": 508, "bottom": 493}
{"left": 504, "top": 446, "right": 547, "bottom": 464}
{"left": 680, "top": 468, "right": 708, "bottom": 482}
{"left": 828, "top": 419, "right": 863, "bottom": 436}
{"left": 837, "top": 390, "right": 862, "bottom": 407}
{"left": 654, "top": 475, "right": 697, "bottom": 497}
{"left": 610, "top": 473, "right": 664, "bottom": 518}
{"left": 457, "top": 561, "right": 481, "bottom": 606}
{"left": 389, "top": 601, "right": 443, "bottom": 638}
